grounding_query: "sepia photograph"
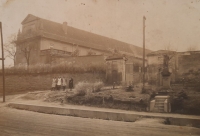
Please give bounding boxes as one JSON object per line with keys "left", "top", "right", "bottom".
{"left": 0, "top": 0, "right": 200, "bottom": 135}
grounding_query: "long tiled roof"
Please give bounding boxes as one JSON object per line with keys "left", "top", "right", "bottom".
{"left": 22, "top": 14, "right": 151, "bottom": 57}
{"left": 41, "top": 17, "right": 133, "bottom": 54}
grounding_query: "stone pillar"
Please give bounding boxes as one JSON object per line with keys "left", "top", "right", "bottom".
{"left": 162, "top": 76, "right": 171, "bottom": 89}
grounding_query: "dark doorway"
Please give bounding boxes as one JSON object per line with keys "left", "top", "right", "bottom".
{"left": 112, "top": 70, "right": 118, "bottom": 83}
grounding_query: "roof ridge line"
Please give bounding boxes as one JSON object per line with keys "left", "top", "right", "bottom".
{"left": 42, "top": 31, "right": 109, "bottom": 51}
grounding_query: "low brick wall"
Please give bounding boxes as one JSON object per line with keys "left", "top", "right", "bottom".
{"left": 0, "top": 73, "right": 105, "bottom": 95}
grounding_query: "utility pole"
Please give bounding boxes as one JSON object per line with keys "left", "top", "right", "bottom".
{"left": 0, "top": 22, "right": 5, "bottom": 102}
{"left": 143, "top": 16, "right": 146, "bottom": 89}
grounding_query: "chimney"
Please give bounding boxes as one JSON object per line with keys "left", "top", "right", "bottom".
{"left": 62, "top": 22, "right": 68, "bottom": 34}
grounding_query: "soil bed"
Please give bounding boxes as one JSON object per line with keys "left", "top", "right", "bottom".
{"left": 20, "top": 84, "right": 200, "bottom": 115}
{"left": 21, "top": 86, "right": 150, "bottom": 112}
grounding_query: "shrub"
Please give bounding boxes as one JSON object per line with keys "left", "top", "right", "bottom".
{"left": 141, "top": 88, "right": 147, "bottom": 94}
{"left": 170, "top": 90, "right": 200, "bottom": 115}
{"left": 183, "top": 96, "right": 200, "bottom": 115}
{"left": 93, "top": 81, "right": 104, "bottom": 92}
{"left": 125, "top": 85, "right": 134, "bottom": 92}
{"left": 149, "top": 91, "right": 156, "bottom": 100}
{"left": 148, "top": 79, "right": 156, "bottom": 85}
{"left": 171, "top": 97, "right": 184, "bottom": 113}
{"left": 76, "top": 89, "right": 87, "bottom": 96}
{"left": 2, "top": 62, "right": 106, "bottom": 75}
{"left": 120, "top": 82, "right": 134, "bottom": 92}
{"left": 75, "top": 82, "right": 91, "bottom": 96}
{"left": 75, "top": 81, "right": 104, "bottom": 96}
{"left": 171, "top": 96, "right": 200, "bottom": 115}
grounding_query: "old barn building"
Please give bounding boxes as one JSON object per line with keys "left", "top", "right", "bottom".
{"left": 15, "top": 14, "right": 151, "bottom": 84}
{"left": 15, "top": 14, "right": 150, "bottom": 65}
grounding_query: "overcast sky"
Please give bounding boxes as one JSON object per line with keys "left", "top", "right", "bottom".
{"left": 0, "top": 0, "right": 200, "bottom": 66}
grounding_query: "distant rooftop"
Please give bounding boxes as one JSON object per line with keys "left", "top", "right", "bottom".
{"left": 147, "top": 50, "right": 176, "bottom": 56}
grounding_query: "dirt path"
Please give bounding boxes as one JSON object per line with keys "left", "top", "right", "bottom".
{"left": 0, "top": 106, "right": 199, "bottom": 136}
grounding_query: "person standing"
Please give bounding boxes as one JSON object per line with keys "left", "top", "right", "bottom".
{"left": 51, "top": 77, "right": 57, "bottom": 91}
{"left": 62, "top": 77, "right": 67, "bottom": 91}
{"left": 57, "top": 77, "right": 62, "bottom": 91}
{"left": 69, "top": 77, "right": 74, "bottom": 91}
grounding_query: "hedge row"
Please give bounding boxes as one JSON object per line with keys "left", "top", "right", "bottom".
{"left": 0, "top": 63, "right": 106, "bottom": 75}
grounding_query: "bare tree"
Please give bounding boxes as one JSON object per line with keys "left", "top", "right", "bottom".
{"left": 4, "top": 34, "right": 35, "bottom": 67}
{"left": 19, "top": 41, "right": 34, "bottom": 66}
{"left": 159, "top": 43, "right": 177, "bottom": 73}
{"left": 4, "top": 34, "right": 17, "bottom": 65}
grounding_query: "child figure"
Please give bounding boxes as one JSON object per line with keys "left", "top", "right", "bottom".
{"left": 57, "top": 77, "right": 62, "bottom": 91}
{"left": 69, "top": 77, "right": 74, "bottom": 91}
{"left": 51, "top": 77, "right": 57, "bottom": 91}
{"left": 62, "top": 77, "right": 67, "bottom": 91}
